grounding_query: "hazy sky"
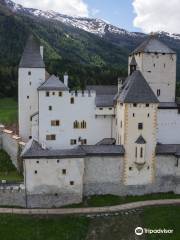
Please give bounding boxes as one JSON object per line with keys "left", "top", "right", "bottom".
{"left": 13, "top": 0, "right": 180, "bottom": 33}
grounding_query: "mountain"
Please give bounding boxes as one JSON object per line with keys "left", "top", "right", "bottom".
{"left": 1, "top": 0, "right": 180, "bottom": 98}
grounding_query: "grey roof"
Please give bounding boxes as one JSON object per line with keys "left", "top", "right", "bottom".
{"left": 135, "top": 135, "right": 146, "bottom": 144}
{"left": 118, "top": 71, "right": 159, "bottom": 104}
{"left": 95, "top": 95, "right": 115, "bottom": 107}
{"left": 130, "top": 56, "right": 137, "bottom": 66}
{"left": 38, "top": 75, "right": 69, "bottom": 91}
{"left": 96, "top": 138, "right": 116, "bottom": 145}
{"left": 86, "top": 85, "right": 117, "bottom": 95}
{"left": 19, "top": 35, "right": 45, "bottom": 68}
{"left": 158, "top": 102, "right": 178, "bottom": 109}
{"left": 131, "top": 36, "right": 175, "bottom": 55}
{"left": 156, "top": 144, "right": 180, "bottom": 157}
{"left": 21, "top": 140, "right": 125, "bottom": 159}
{"left": 21, "top": 140, "right": 86, "bottom": 159}
{"left": 79, "top": 145, "right": 125, "bottom": 156}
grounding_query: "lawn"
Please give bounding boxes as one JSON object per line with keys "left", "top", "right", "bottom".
{"left": 0, "top": 205, "right": 179, "bottom": 240}
{"left": 65, "top": 193, "right": 180, "bottom": 208}
{"left": 0, "top": 150, "right": 23, "bottom": 182}
{"left": 0, "top": 98, "right": 18, "bottom": 125}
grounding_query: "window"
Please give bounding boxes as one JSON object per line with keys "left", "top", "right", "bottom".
{"left": 70, "top": 181, "right": 74, "bottom": 185}
{"left": 99, "top": 108, "right": 103, "bottom": 110}
{"left": 70, "top": 97, "right": 74, "bottom": 104}
{"left": 120, "top": 121, "right": 122, "bottom": 128}
{"left": 146, "top": 104, "right": 149, "bottom": 107}
{"left": 133, "top": 113, "right": 135, "bottom": 117}
{"left": 29, "top": 136, "right": 32, "bottom": 139}
{"left": 29, "top": 82, "right": 32, "bottom": 86}
{"left": 27, "top": 96, "right": 29, "bottom": 99}
{"left": 52, "top": 92, "right": 55, "bottom": 96}
{"left": 46, "top": 134, "right": 56, "bottom": 141}
{"left": 49, "top": 106, "right": 52, "bottom": 111}
{"left": 62, "top": 169, "right": 66, "bottom": 175}
{"left": 147, "top": 113, "right": 150, "bottom": 118}
{"left": 133, "top": 103, "right": 137, "bottom": 107}
{"left": 109, "top": 108, "right": 112, "bottom": 110}
{"left": 157, "top": 89, "right": 161, "bottom": 96}
{"left": 164, "top": 64, "right": 166, "bottom": 68}
{"left": 59, "top": 92, "right": 62, "bottom": 97}
{"left": 51, "top": 120, "right": 60, "bottom": 126}
{"left": 70, "top": 139, "right": 77, "bottom": 145}
{"left": 135, "top": 147, "right": 137, "bottom": 158}
{"left": 140, "top": 147, "right": 143, "bottom": 158}
{"left": 28, "top": 71, "right": 31, "bottom": 76}
{"left": 46, "top": 92, "right": 50, "bottom": 97}
{"left": 138, "top": 123, "right": 143, "bottom": 130}
{"left": 73, "top": 121, "right": 79, "bottom": 129}
{"left": 57, "top": 160, "right": 60, "bottom": 163}
{"left": 34, "top": 170, "right": 37, "bottom": 174}
{"left": 129, "top": 167, "right": 132, "bottom": 171}
{"left": 36, "top": 161, "right": 39, "bottom": 164}
{"left": 153, "top": 64, "right": 155, "bottom": 67}
{"left": 81, "top": 121, "right": 87, "bottom": 129}
{"left": 81, "top": 139, "right": 87, "bottom": 145}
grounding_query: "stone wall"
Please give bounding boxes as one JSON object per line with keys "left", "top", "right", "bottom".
{"left": 0, "top": 126, "right": 26, "bottom": 171}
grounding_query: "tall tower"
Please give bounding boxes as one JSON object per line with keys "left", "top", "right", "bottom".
{"left": 18, "top": 35, "right": 45, "bottom": 141}
{"left": 116, "top": 71, "right": 159, "bottom": 185}
{"left": 128, "top": 36, "right": 176, "bottom": 102}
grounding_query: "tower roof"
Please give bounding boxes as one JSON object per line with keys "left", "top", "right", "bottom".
{"left": 38, "top": 75, "right": 69, "bottom": 91}
{"left": 131, "top": 36, "right": 175, "bottom": 55}
{"left": 19, "top": 35, "right": 45, "bottom": 68}
{"left": 130, "top": 56, "right": 137, "bottom": 66}
{"left": 135, "top": 135, "right": 146, "bottom": 144}
{"left": 118, "top": 70, "right": 159, "bottom": 104}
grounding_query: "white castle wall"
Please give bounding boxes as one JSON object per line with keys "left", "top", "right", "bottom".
{"left": 38, "top": 90, "right": 114, "bottom": 149}
{"left": 157, "top": 109, "right": 180, "bottom": 144}
{"left": 129, "top": 53, "right": 176, "bottom": 102}
{"left": 18, "top": 68, "right": 45, "bottom": 142}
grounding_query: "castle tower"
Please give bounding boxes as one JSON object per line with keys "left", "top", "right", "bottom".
{"left": 116, "top": 71, "right": 159, "bottom": 185}
{"left": 128, "top": 36, "right": 176, "bottom": 102}
{"left": 18, "top": 35, "right": 45, "bottom": 141}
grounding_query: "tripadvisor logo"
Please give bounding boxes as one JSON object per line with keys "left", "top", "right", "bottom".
{"left": 135, "top": 227, "right": 174, "bottom": 236}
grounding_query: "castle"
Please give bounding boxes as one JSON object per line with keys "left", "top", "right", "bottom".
{"left": 18, "top": 35, "right": 180, "bottom": 207}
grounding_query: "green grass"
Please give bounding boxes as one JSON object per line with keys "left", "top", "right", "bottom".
{"left": 0, "top": 98, "right": 18, "bottom": 125}
{"left": 0, "top": 206, "right": 179, "bottom": 240}
{"left": 65, "top": 193, "right": 180, "bottom": 208}
{"left": 0, "top": 150, "right": 23, "bottom": 182}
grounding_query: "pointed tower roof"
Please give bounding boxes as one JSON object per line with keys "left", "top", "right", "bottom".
{"left": 131, "top": 36, "right": 175, "bottom": 55}
{"left": 38, "top": 75, "right": 69, "bottom": 91}
{"left": 118, "top": 70, "right": 159, "bottom": 104}
{"left": 19, "top": 35, "right": 45, "bottom": 68}
{"left": 135, "top": 135, "right": 146, "bottom": 144}
{"left": 130, "top": 56, "right": 137, "bottom": 66}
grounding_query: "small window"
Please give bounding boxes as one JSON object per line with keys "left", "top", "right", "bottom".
{"left": 133, "top": 113, "right": 135, "bottom": 117}
{"left": 28, "top": 71, "right": 31, "bottom": 76}
{"left": 29, "top": 82, "right": 32, "bottom": 86}
{"left": 49, "top": 106, "right": 52, "bottom": 111}
{"left": 120, "top": 121, "right": 122, "bottom": 128}
{"left": 81, "top": 121, "right": 87, "bottom": 129}
{"left": 57, "top": 160, "right": 60, "bottom": 163}
{"left": 27, "top": 96, "right": 29, "bottom": 99}
{"left": 34, "top": 170, "right": 37, "bottom": 174}
{"left": 62, "top": 169, "right": 66, "bottom": 175}
{"left": 46, "top": 92, "right": 50, "bottom": 97}
{"left": 99, "top": 108, "right": 103, "bottom": 110}
{"left": 70, "top": 97, "right": 74, "bottom": 104}
{"left": 29, "top": 136, "right": 32, "bottom": 140}
{"left": 109, "top": 108, "right": 112, "bottom": 110}
{"left": 70, "top": 181, "right": 74, "bottom": 185}
{"left": 147, "top": 113, "right": 150, "bottom": 118}
{"left": 164, "top": 64, "right": 166, "bottom": 68}
{"left": 81, "top": 139, "right": 87, "bottom": 145}
{"left": 146, "top": 104, "right": 149, "bottom": 107}
{"left": 36, "top": 161, "right": 39, "bottom": 164}
{"left": 51, "top": 120, "right": 60, "bottom": 126}
{"left": 59, "top": 92, "right": 62, "bottom": 97}
{"left": 138, "top": 123, "right": 143, "bottom": 130}
{"left": 70, "top": 139, "right": 77, "bottom": 145}
{"left": 157, "top": 89, "right": 161, "bottom": 96}
{"left": 52, "top": 92, "right": 55, "bottom": 96}
{"left": 73, "top": 121, "right": 79, "bottom": 129}
{"left": 153, "top": 64, "right": 155, "bottom": 67}
{"left": 140, "top": 147, "right": 143, "bottom": 158}
{"left": 129, "top": 167, "right": 132, "bottom": 171}
{"left": 135, "top": 147, "right": 137, "bottom": 158}
{"left": 46, "top": 134, "right": 56, "bottom": 141}
{"left": 133, "top": 103, "right": 137, "bottom": 107}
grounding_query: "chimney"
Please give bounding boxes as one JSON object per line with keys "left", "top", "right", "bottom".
{"left": 118, "top": 77, "right": 123, "bottom": 93}
{"left": 64, "top": 72, "right": 69, "bottom": 87}
{"left": 40, "top": 46, "right": 44, "bottom": 59}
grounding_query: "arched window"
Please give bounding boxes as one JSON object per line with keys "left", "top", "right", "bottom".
{"left": 140, "top": 147, "right": 143, "bottom": 158}
{"left": 73, "top": 121, "right": 79, "bottom": 129}
{"left": 81, "top": 121, "right": 87, "bottom": 129}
